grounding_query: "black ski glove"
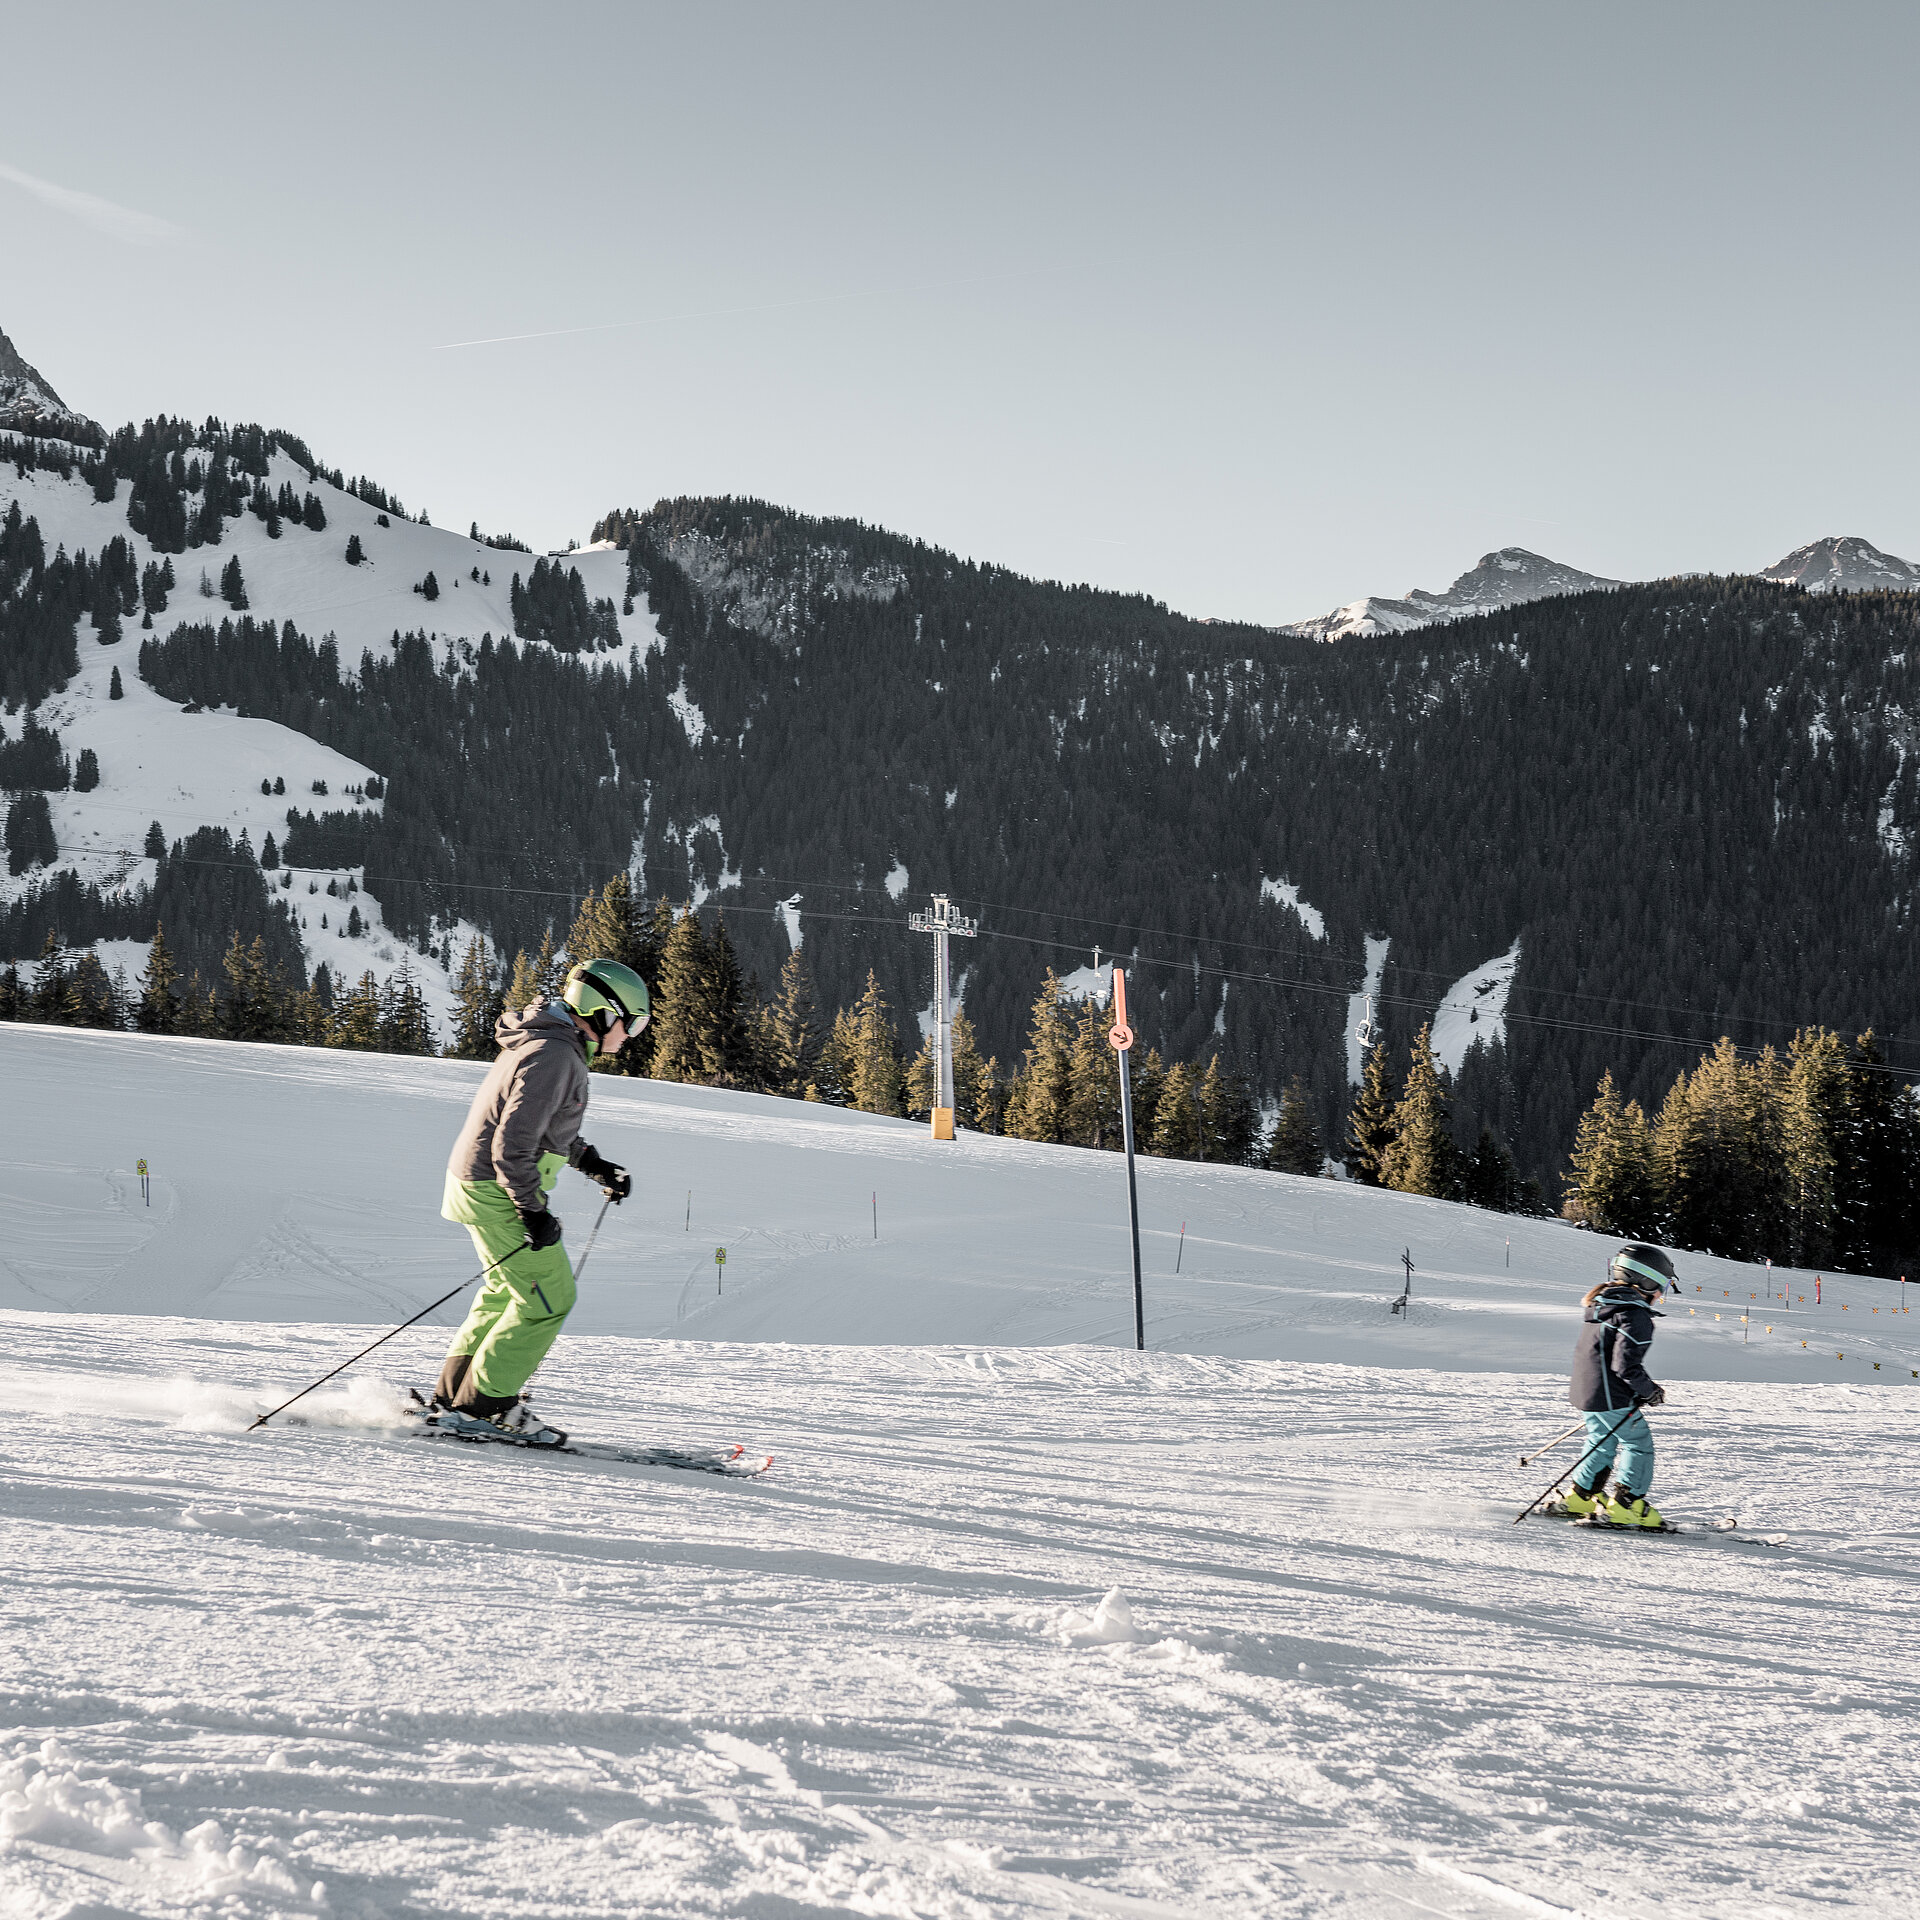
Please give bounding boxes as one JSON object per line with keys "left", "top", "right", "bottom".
{"left": 517, "top": 1205, "right": 563, "bottom": 1250}
{"left": 1638, "top": 1386, "right": 1666, "bottom": 1409}
{"left": 576, "top": 1143, "right": 632, "bottom": 1203}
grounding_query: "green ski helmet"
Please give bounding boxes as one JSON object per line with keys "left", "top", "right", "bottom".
{"left": 1611, "top": 1243, "right": 1677, "bottom": 1298}
{"left": 563, "top": 958, "right": 651, "bottom": 1051}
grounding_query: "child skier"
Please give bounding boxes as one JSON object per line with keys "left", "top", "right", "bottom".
{"left": 429, "top": 958, "right": 650, "bottom": 1446}
{"left": 1559, "top": 1243, "right": 1674, "bottom": 1528}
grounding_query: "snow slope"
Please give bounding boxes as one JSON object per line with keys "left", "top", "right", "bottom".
{"left": 4, "top": 1027, "right": 1920, "bottom": 1918}
{"left": 0, "top": 458, "right": 661, "bottom": 1018}
{"left": 0, "top": 460, "right": 662, "bottom": 672}
{"left": 1428, "top": 941, "right": 1521, "bottom": 1077}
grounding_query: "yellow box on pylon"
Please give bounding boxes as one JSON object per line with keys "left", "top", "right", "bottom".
{"left": 931, "top": 1107, "right": 955, "bottom": 1141}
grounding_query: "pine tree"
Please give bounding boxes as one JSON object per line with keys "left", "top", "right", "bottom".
{"left": 1267, "top": 1075, "right": 1321, "bottom": 1175}
{"left": 699, "top": 915, "right": 751, "bottom": 1086}
{"left": 345, "top": 534, "right": 364, "bottom": 566}
{"left": 1654, "top": 1038, "right": 1777, "bottom": 1260}
{"left": 380, "top": 958, "right": 436, "bottom": 1054}
{"left": 1566, "top": 1071, "right": 1658, "bottom": 1235}
{"left": 0, "top": 962, "right": 21, "bottom": 1021}
{"left": 950, "top": 1006, "right": 989, "bottom": 1131}
{"left": 329, "top": 971, "right": 385, "bottom": 1050}
{"left": 446, "top": 937, "right": 501, "bottom": 1060}
{"left": 1004, "top": 972, "right": 1073, "bottom": 1143}
{"left": 812, "top": 1005, "right": 857, "bottom": 1105}
{"left": 144, "top": 820, "right": 165, "bottom": 858}
{"left": 1198, "top": 1054, "right": 1259, "bottom": 1164}
{"left": 1382, "top": 1024, "right": 1459, "bottom": 1199}
{"left": 64, "top": 952, "right": 119, "bottom": 1029}
{"left": 760, "top": 948, "right": 820, "bottom": 1097}
{"left": 136, "top": 924, "right": 179, "bottom": 1034}
{"left": 903, "top": 1030, "right": 937, "bottom": 1119}
{"left": 109, "top": 665, "right": 124, "bottom": 699}
{"left": 1463, "top": 1129, "right": 1523, "bottom": 1212}
{"left": 1778, "top": 1028, "right": 1849, "bottom": 1269}
{"left": 1065, "top": 996, "right": 1122, "bottom": 1148}
{"left": 31, "top": 930, "right": 69, "bottom": 1023}
{"left": 848, "top": 971, "right": 904, "bottom": 1115}
{"left": 530, "top": 924, "right": 562, "bottom": 999}
{"left": 73, "top": 747, "right": 99, "bottom": 791}
{"left": 219, "top": 555, "right": 248, "bottom": 609}
{"left": 649, "top": 906, "right": 711, "bottom": 1083}
{"left": 1346, "top": 1040, "right": 1399, "bottom": 1185}
{"left": 1130, "top": 1047, "right": 1166, "bottom": 1147}
{"left": 260, "top": 831, "right": 279, "bottom": 868}
{"left": 1148, "top": 1061, "right": 1201, "bottom": 1158}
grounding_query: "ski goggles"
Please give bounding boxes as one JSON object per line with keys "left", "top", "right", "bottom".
{"left": 1612, "top": 1253, "right": 1671, "bottom": 1295}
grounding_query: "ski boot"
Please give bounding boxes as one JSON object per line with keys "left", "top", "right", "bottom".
{"left": 1557, "top": 1481, "right": 1608, "bottom": 1518}
{"left": 493, "top": 1398, "right": 568, "bottom": 1448}
{"left": 1602, "top": 1491, "right": 1665, "bottom": 1529}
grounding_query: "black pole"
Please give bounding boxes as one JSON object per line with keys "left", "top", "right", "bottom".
{"left": 1513, "top": 1404, "right": 1639, "bottom": 1524}
{"left": 1119, "top": 1046, "right": 1144, "bottom": 1351}
{"left": 247, "top": 1237, "right": 531, "bottom": 1431}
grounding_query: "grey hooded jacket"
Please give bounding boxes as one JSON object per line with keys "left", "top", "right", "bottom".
{"left": 447, "top": 999, "right": 595, "bottom": 1212}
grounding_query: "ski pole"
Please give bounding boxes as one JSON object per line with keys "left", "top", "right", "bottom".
{"left": 572, "top": 1196, "right": 612, "bottom": 1282}
{"left": 1520, "top": 1418, "right": 1586, "bottom": 1466}
{"left": 1513, "top": 1405, "right": 1639, "bottom": 1523}
{"left": 246, "top": 1237, "right": 532, "bottom": 1431}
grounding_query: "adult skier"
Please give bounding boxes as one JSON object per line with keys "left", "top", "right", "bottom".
{"left": 1558, "top": 1243, "right": 1674, "bottom": 1528}
{"left": 429, "top": 958, "right": 650, "bottom": 1445}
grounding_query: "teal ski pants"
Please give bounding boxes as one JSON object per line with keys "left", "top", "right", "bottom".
{"left": 439, "top": 1165, "right": 577, "bottom": 1401}
{"left": 1581, "top": 1407, "right": 1654, "bottom": 1499}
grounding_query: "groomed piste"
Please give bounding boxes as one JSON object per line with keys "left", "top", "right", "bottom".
{"left": 4, "top": 1023, "right": 1918, "bottom": 1917}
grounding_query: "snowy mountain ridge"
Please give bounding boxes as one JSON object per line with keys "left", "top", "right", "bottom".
{"left": 0, "top": 325, "right": 98, "bottom": 445}
{"left": 1758, "top": 534, "right": 1920, "bottom": 595}
{"left": 1286, "top": 535, "right": 1920, "bottom": 640}
{"left": 1283, "top": 547, "right": 1625, "bottom": 641}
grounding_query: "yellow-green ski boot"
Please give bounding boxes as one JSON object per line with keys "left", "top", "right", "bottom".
{"left": 1558, "top": 1482, "right": 1607, "bottom": 1518}
{"left": 1603, "top": 1492, "right": 1666, "bottom": 1529}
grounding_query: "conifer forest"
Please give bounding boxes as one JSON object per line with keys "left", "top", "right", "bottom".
{"left": 5, "top": 429, "right": 1920, "bottom": 1274}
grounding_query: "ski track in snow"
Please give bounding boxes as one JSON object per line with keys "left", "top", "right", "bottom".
{"left": 3, "top": 1027, "right": 1920, "bottom": 1916}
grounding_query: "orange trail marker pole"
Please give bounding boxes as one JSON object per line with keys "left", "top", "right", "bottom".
{"left": 1110, "top": 967, "right": 1144, "bottom": 1352}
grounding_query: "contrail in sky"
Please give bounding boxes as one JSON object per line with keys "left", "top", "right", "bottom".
{"left": 0, "top": 159, "right": 185, "bottom": 246}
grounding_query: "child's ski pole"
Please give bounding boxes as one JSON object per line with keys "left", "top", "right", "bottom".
{"left": 1514, "top": 1406, "right": 1638, "bottom": 1523}
{"left": 1520, "top": 1418, "right": 1586, "bottom": 1466}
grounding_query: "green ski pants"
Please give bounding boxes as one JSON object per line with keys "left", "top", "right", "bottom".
{"left": 439, "top": 1165, "right": 577, "bottom": 1402}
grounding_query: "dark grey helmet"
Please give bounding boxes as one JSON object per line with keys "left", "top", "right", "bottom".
{"left": 1611, "top": 1243, "right": 1677, "bottom": 1296}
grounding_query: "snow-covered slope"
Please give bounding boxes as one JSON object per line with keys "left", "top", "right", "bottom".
{"left": 1428, "top": 940, "right": 1521, "bottom": 1077}
{"left": 0, "top": 458, "right": 662, "bottom": 670}
{"left": 0, "top": 448, "right": 663, "bottom": 1017}
{"left": 4, "top": 1025, "right": 1919, "bottom": 1918}
{"left": 1285, "top": 548, "right": 1623, "bottom": 642}
{"left": 6, "top": 1024, "right": 1913, "bottom": 1363}
{"left": 0, "top": 326, "right": 97, "bottom": 443}
{"left": 1759, "top": 534, "right": 1920, "bottom": 595}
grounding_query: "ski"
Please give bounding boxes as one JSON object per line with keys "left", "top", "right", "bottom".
{"left": 409, "top": 1419, "right": 773, "bottom": 1477}
{"left": 1524, "top": 1506, "right": 1784, "bottom": 1543}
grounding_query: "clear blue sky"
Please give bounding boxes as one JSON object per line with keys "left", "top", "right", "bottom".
{"left": 4, "top": 2, "right": 1915, "bottom": 625}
